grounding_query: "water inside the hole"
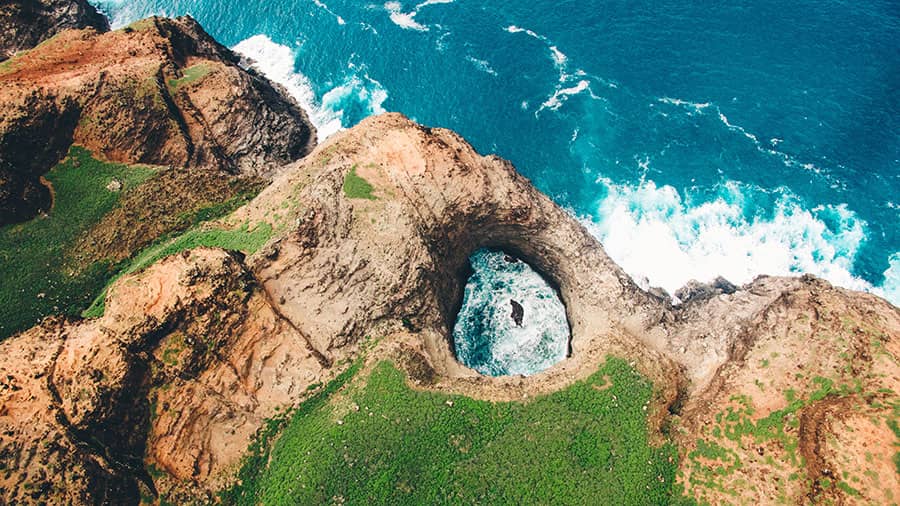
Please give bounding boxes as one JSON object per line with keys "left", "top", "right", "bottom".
{"left": 452, "top": 249, "right": 570, "bottom": 376}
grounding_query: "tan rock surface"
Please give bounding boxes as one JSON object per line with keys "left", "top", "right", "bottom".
{"left": 0, "top": 114, "right": 897, "bottom": 504}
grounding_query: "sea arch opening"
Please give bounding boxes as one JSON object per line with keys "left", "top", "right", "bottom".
{"left": 450, "top": 248, "right": 572, "bottom": 377}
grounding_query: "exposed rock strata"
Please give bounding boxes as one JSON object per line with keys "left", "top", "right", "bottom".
{"left": 1, "top": 113, "right": 897, "bottom": 504}
{"left": 0, "top": 15, "right": 316, "bottom": 225}
{"left": 0, "top": 0, "right": 108, "bottom": 60}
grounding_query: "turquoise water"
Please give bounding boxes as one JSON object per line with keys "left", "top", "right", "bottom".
{"left": 94, "top": 1, "right": 899, "bottom": 372}
{"left": 452, "top": 250, "right": 569, "bottom": 376}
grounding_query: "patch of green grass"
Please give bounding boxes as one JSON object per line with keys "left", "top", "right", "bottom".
{"left": 688, "top": 372, "right": 890, "bottom": 501}
{"left": 224, "top": 357, "right": 689, "bottom": 505}
{"left": 123, "top": 18, "right": 156, "bottom": 32}
{"left": 0, "top": 57, "right": 21, "bottom": 75}
{"left": 82, "top": 221, "right": 273, "bottom": 318}
{"left": 176, "top": 191, "right": 258, "bottom": 227}
{"left": 342, "top": 164, "right": 377, "bottom": 200}
{"left": 0, "top": 146, "right": 155, "bottom": 339}
{"left": 888, "top": 418, "right": 900, "bottom": 476}
{"left": 835, "top": 480, "right": 860, "bottom": 497}
{"left": 167, "top": 64, "right": 212, "bottom": 91}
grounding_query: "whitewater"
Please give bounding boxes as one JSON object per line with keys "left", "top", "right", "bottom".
{"left": 93, "top": 0, "right": 899, "bottom": 329}
{"left": 221, "top": 31, "right": 897, "bottom": 308}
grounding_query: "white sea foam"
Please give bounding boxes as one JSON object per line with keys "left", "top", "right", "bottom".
{"left": 657, "top": 97, "right": 845, "bottom": 189}
{"left": 657, "top": 97, "right": 711, "bottom": 114}
{"left": 466, "top": 56, "right": 498, "bottom": 76}
{"left": 232, "top": 35, "right": 387, "bottom": 141}
{"left": 504, "top": 25, "right": 542, "bottom": 40}
{"left": 384, "top": 0, "right": 454, "bottom": 31}
{"left": 312, "top": 0, "right": 346, "bottom": 24}
{"left": 93, "top": 0, "right": 160, "bottom": 29}
{"left": 549, "top": 46, "right": 568, "bottom": 66}
{"left": 580, "top": 177, "right": 898, "bottom": 307}
{"left": 540, "top": 79, "right": 598, "bottom": 111}
{"left": 505, "top": 24, "right": 608, "bottom": 114}
{"left": 882, "top": 254, "right": 900, "bottom": 306}
{"left": 453, "top": 250, "right": 569, "bottom": 376}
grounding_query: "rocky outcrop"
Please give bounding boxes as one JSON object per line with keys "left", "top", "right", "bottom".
{"left": 673, "top": 275, "right": 738, "bottom": 303}
{"left": 0, "top": 114, "right": 897, "bottom": 504}
{"left": 0, "top": 0, "right": 108, "bottom": 60}
{"left": 0, "top": 15, "right": 316, "bottom": 225}
{"left": 0, "top": 248, "right": 329, "bottom": 503}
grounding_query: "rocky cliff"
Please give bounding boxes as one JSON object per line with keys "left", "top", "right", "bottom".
{"left": 0, "top": 6, "right": 898, "bottom": 506}
{"left": 0, "top": 0, "right": 108, "bottom": 60}
{"left": 0, "top": 15, "right": 316, "bottom": 225}
{"left": 0, "top": 113, "right": 897, "bottom": 504}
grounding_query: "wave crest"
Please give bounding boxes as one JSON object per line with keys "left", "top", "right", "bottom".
{"left": 581, "top": 178, "right": 897, "bottom": 306}
{"left": 232, "top": 35, "right": 387, "bottom": 141}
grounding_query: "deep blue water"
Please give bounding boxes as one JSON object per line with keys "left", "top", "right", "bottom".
{"left": 95, "top": 0, "right": 899, "bottom": 310}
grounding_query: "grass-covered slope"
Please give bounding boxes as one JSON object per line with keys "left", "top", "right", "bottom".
{"left": 0, "top": 146, "right": 267, "bottom": 338}
{"left": 82, "top": 219, "right": 273, "bottom": 318}
{"left": 0, "top": 146, "right": 155, "bottom": 337}
{"left": 224, "top": 357, "right": 691, "bottom": 505}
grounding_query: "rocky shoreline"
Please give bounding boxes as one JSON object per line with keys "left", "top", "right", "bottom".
{"left": 0, "top": 4, "right": 897, "bottom": 505}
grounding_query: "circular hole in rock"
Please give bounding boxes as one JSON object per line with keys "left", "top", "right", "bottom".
{"left": 452, "top": 248, "right": 571, "bottom": 376}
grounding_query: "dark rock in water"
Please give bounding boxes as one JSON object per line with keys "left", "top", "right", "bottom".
{"left": 675, "top": 276, "right": 738, "bottom": 304}
{"left": 510, "top": 299, "right": 524, "bottom": 327}
{"left": 503, "top": 255, "right": 518, "bottom": 263}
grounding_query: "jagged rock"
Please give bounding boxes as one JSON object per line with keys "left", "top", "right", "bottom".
{"left": 0, "top": 15, "right": 316, "bottom": 225}
{"left": 0, "top": 115, "right": 897, "bottom": 504}
{"left": 0, "top": 0, "right": 108, "bottom": 60}
{"left": 0, "top": 249, "right": 328, "bottom": 503}
{"left": 510, "top": 299, "right": 524, "bottom": 326}
{"left": 674, "top": 276, "right": 738, "bottom": 304}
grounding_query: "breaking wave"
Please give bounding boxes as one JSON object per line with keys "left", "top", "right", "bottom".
{"left": 581, "top": 178, "right": 898, "bottom": 306}
{"left": 384, "top": 0, "right": 454, "bottom": 32}
{"left": 453, "top": 249, "right": 570, "bottom": 376}
{"left": 232, "top": 35, "right": 387, "bottom": 141}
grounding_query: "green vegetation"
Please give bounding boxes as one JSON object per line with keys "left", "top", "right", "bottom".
{"left": 0, "top": 145, "right": 267, "bottom": 332}
{"left": 224, "top": 357, "right": 689, "bottom": 505}
{"left": 167, "top": 64, "right": 212, "bottom": 91}
{"left": 177, "top": 191, "right": 258, "bottom": 227}
{"left": 889, "top": 418, "right": 900, "bottom": 476}
{"left": 342, "top": 165, "right": 377, "bottom": 200}
{"left": 687, "top": 372, "right": 896, "bottom": 501}
{"left": 0, "top": 146, "right": 155, "bottom": 338}
{"left": 0, "top": 57, "right": 21, "bottom": 75}
{"left": 123, "top": 18, "right": 156, "bottom": 32}
{"left": 82, "top": 220, "right": 273, "bottom": 318}
{"left": 161, "top": 333, "right": 187, "bottom": 366}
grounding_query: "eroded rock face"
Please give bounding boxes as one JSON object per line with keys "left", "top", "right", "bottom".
{"left": 0, "top": 0, "right": 108, "bottom": 60}
{"left": 0, "top": 114, "right": 897, "bottom": 504}
{"left": 0, "top": 249, "right": 329, "bottom": 503}
{"left": 0, "top": 15, "right": 316, "bottom": 225}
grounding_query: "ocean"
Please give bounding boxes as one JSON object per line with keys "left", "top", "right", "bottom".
{"left": 93, "top": 0, "right": 899, "bottom": 372}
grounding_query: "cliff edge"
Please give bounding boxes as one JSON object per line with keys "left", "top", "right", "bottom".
{"left": 0, "top": 15, "right": 316, "bottom": 225}
{"left": 0, "top": 7, "right": 897, "bottom": 506}
{"left": 0, "top": 0, "right": 108, "bottom": 60}
{"left": 0, "top": 113, "right": 897, "bottom": 504}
